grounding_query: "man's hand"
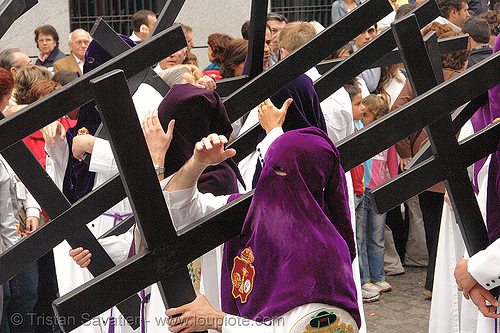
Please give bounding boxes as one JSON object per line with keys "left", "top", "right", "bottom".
{"left": 42, "top": 120, "right": 66, "bottom": 148}
{"left": 142, "top": 109, "right": 175, "bottom": 167}
{"left": 69, "top": 247, "right": 92, "bottom": 268}
{"left": 193, "top": 134, "right": 236, "bottom": 167}
{"left": 72, "top": 135, "right": 96, "bottom": 160}
{"left": 195, "top": 75, "right": 217, "bottom": 90}
{"left": 454, "top": 259, "right": 477, "bottom": 299}
{"left": 258, "top": 98, "right": 292, "bottom": 134}
{"left": 166, "top": 292, "right": 225, "bottom": 333}
{"left": 24, "top": 216, "right": 39, "bottom": 236}
{"left": 469, "top": 284, "right": 500, "bottom": 318}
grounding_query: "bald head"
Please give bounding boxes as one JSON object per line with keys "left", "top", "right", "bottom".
{"left": 69, "top": 29, "right": 91, "bottom": 61}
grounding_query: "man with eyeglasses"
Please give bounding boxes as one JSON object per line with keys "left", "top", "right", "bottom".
{"left": 34, "top": 24, "right": 66, "bottom": 74}
{"left": 54, "top": 29, "right": 91, "bottom": 75}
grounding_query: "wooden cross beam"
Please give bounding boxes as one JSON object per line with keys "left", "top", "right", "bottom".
{"left": 90, "top": 17, "right": 170, "bottom": 96}
{"left": 0, "top": 0, "right": 38, "bottom": 38}
{"left": 315, "top": 34, "right": 468, "bottom": 75}
{"left": 388, "top": 14, "right": 489, "bottom": 256}
{"left": 0, "top": 24, "right": 186, "bottom": 152}
{"left": 223, "top": 0, "right": 392, "bottom": 122}
{"left": 52, "top": 69, "right": 253, "bottom": 331}
{"left": 244, "top": 0, "right": 267, "bottom": 77}
{"left": 406, "top": 92, "right": 489, "bottom": 169}
{"left": 227, "top": 0, "right": 441, "bottom": 164}
{"left": 148, "top": 0, "right": 186, "bottom": 38}
{"left": 0, "top": 1, "right": 494, "bottom": 331}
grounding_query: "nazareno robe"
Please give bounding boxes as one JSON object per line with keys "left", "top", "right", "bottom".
{"left": 158, "top": 83, "right": 243, "bottom": 195}
{"left": 221, "top": 127, "right": 361, "bottom": 328}
{"left": 62, "top": 36, "right": 136, "bottom": 203}
{"left": 470, "top": 36, "right": 500, "bottom": 244}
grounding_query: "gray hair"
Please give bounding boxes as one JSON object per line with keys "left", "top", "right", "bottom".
{"left": 158, "top": 65, "right": 192, "bottom": 87}
{"left": 0, "top": 48, "right": 21, "bottom": 71}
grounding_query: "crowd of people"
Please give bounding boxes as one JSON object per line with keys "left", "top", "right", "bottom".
{"left": 0, "top": 0, "right": 499, "bottom": 332}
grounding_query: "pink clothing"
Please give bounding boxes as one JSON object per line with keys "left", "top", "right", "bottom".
{"left": 364, "top": 145, "right": 398, "bottom": 189}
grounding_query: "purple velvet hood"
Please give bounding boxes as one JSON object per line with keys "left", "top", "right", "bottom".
{"left": 158, "top": 83, "right": 243, "bottom": 195}
{"left": 221, "top": 127, "right": 360, "bottom": 327}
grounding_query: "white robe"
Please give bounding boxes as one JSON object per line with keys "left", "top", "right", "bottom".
{"left": 428, "top": 120, "right": 490, "bottom": 332}
{"left": 46, "top": 83, "right": 164, "bottom": 333}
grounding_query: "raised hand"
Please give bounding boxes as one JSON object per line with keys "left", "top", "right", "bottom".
{"left": 193, "top": 134, "right": 236, "bottom": 167}
{"left": 258, "top": 98, "right": 292, "bottom": 134}
{"left": 142, "top": 109, "right": 175, "bottom": 166}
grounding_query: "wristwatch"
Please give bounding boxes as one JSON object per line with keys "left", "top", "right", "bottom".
{"left": 154, "top": 165, "right": 165, "bottom": 175}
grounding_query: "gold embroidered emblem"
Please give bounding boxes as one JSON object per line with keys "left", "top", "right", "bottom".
{"left": 231, "top": 247, "right": 255, "bottom": 303}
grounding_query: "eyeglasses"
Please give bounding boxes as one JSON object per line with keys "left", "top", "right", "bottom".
{"left": 38, "top": 38, "right": 54, "bottom": 43}
{"left": 73, "top": 40, "right": 91, "bottom": 46}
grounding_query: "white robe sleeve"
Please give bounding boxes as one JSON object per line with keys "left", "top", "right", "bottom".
{"left": 45, "top": 137, "right": 69, "bottom": 191}
{"left": 89, "top": 137, "right": 118, "bottom": 175}
{"left": 98, "top": 226, "right": 135, "bottom": 264}
{"left": 162, "top": 177, "right": 230, "bottom": 232}
{"left": 468, "top": 239, "right": 500, "bottom": 290}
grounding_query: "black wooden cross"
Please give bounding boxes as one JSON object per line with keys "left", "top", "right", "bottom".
{"left": 47, "top": 0, "right": 393, "bottom": 330}
{"left": 367, "top": 14, "right": 490, "bottom": 255}
{"left": 0, "top": 0, "right": 38, "bottom": 39}
{"left": 0, "top": 20, "right": 187, "bottom": 331}
{"left": 228, "top": 0, "right": 441, "bottom": 162}
{"left": 2, "top": 0, "right": 498, "bottom": 332}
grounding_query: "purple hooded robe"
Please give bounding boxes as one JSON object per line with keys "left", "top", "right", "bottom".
{"left": 220, "top": 127, "right": 361, "bottom": 328}
{"left": 470, "top": 37, "right": 500, "bottom": 243}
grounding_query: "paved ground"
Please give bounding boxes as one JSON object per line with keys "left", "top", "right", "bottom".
{"left": 363, "top": 266, "right": 431, "bottom": 333}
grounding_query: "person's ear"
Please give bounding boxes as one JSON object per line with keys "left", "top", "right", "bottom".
{"left": 140, "top": 24, "right": 150, "bottom": 35}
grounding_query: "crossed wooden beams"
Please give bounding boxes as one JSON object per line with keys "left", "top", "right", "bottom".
{"left": 2, "top": 0, "right": 496, "bottom": 331}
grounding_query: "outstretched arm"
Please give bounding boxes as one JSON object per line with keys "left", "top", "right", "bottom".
{"left": 164, "top": 134, "right": 236, "bottom": 192}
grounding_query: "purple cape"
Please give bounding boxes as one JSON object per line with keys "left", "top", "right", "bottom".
{"left": 221, "top": 127, "right": 360, "bottom": 327}
{"left": 157, "top": 83, "right": 242, "bottom": 195}
{"left": 474, "top": 37, "right": 500, "bottom": 242}
{"left": 63, "top": 36, "right": 136, "bottom": 203}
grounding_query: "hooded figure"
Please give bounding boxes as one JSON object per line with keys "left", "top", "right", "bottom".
{"left": 470, "top": 36, "right": 500, "bottom": 243}
{"left": 220, "top": 127, "right": 360, "bottom": 327}
{"left": 158, "top": 83, "right": 244, "bottom": 195}
{"left": 164, "top": 127, "right": 360, "bottom": 331}
{"left": 63, "top": 36, "right": 136, "bottom": 203}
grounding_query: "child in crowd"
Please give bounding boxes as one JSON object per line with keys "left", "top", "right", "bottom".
{"left": 345, "top": 83, "right": 381, "bottom": 304}
{"left": 356, "top": 94, "right": 399, "bottom": 299}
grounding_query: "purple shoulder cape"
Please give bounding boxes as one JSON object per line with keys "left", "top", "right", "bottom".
{"left": 221, "top": 127, "right": 360, "bottom": 327}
